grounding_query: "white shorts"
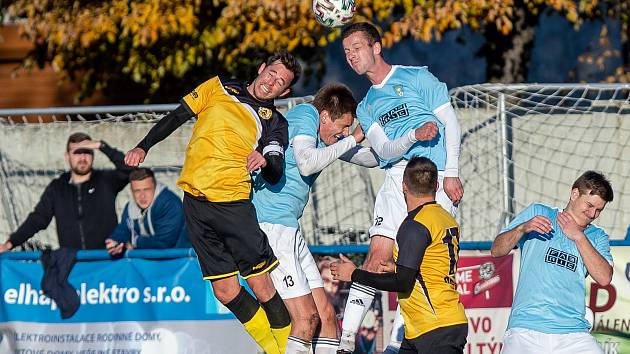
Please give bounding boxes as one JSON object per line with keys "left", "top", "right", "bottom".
{"left": 369, "top": 162, "right": 457, "bottom": 239}
{"left": 261, "top": 222, "right": 324, "bottom": 299}
{"left": 501, "top": 328, "right": 604, "bottom": 354}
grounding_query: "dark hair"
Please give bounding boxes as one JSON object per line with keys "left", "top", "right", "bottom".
{"left": 403, "top": 157, "right": 438, "bottom": 196}
{"left": 572, "top": 171, "right": 613, "bottom": 202}
{"left": 129, "top": 168, "right": 155, "bottom": 184}
{"left": 66, "top": 132, "right": 91, "bottom": 151}
{"left": 341, "top": 22, "right": 382, "bottom": 46}
{"left": 265, "top": 50, "right": 302, "bottom": 87}
{"left": 311, "top": 83, "right": 357, "bottom": 120}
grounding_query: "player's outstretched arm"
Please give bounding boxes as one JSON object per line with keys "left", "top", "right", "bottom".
{"left": 125, "top": 104, "right": 194, "bottom": 166}
{"left": 365, "top": 122, "right": 422, "bottom": 161}
{"left": 293, "top": 134, "right": 359, "bottom": 176}
{"left": 491, "top": 216, "right": 552, "bottom": 257}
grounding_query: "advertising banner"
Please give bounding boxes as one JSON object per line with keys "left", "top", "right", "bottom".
{"left": 0, "top": 251, "right": 259, "bottom": 354}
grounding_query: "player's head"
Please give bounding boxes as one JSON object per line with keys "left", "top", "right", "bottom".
{"left": 129, "top": 168, "right": 157, "bottom": 210}
{"left": 341, "top": 22, "right": 383, "bottom": 75}
{"left": 402, "top": 156, "right": 438, "bottom": 197}
{"left": 566, "top": 171, "right": 613, "bottom": 227}
{"left": 312, "top": 83, "right": 357, "bottom": 145}
{"left": 251, "top": 50, "right": 302, "bottom": 101}
{"left": 65, "top": 132, "right": 94, "bottom": 176}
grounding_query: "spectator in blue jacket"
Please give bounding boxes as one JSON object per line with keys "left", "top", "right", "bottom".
{"left": 105, "top": 168, "right": 190, "bottom": 255}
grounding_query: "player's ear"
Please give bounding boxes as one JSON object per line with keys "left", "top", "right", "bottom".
{"left": 64, "top": 151, "right": 70, "bottom": 165}
{"left": 570, "top": 188, "right": 580, "bottom": 201}
{"left": 257, "top": 63, "right": 267, "bottom": 75}
{"left": 320, "top": 110, "right": 330, "bottom": 124}
{"left": 373, "top": 41, "right": 382, "bottom": 56}
{"left": 402, "top": 181, "right": 409, "bottom": 195}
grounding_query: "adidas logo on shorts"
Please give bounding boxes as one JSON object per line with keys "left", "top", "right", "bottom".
{"left": 349, "top": 299, "right": 364, "bottom": 307}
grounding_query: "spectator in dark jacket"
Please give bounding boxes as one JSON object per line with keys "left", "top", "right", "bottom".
{"left": 105, "top": 168, "right": 189, "bottom": 255}
{"left": 0, "top": 132, "right": 132, "bottom": 252}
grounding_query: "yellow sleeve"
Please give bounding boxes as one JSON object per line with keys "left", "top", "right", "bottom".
{"left": 182, "top": 76, "right": 220, "bottom": 115}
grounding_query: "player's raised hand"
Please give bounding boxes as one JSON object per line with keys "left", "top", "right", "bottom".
{"left": 557, "top": 212, "right": 584, "bottom": 241}
{"left": 351, "top": 124, "right": 365, "bottom": 143}
{"left": 414, "top": 122, "right": 438, "bottom": 141}
{"left": 246, "top": 150, "right": 267, "bottom": 172}
{"left": 124, "top": 147, "right": 146, "bottom": 167}
{"left": 443, "top": 177, "right": 464, "bottom": 205}
{"left": 518, "top": 215, "right": 553, "bottom": 235}
{"left": 330, "top": 254, "right": 357, "bottom": 282}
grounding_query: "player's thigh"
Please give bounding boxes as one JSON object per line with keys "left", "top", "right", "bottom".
{"left": 263, "top": 223, "right": 312, "bottom": 299}
{"left": 501, "top": 328, "right": 546, "bottom": 354}
{"left": 182, "top": 194, "right": 238, "bottom": 280}
{"left": 552, "top": 332, "right": 603, "bottom": 354}
{"left": 363, "top": 236, "right": 395, "bottom": 271}
{"left": 369, "top": 167, "right": 407, "bottom": 239}
{"left": 210, "top": 200, "right": 277, "bottom": 280}
{"left": 436, "top": 172, "right": 457, "bottom": 216}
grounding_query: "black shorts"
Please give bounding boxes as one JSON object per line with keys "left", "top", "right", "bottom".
{"left": 399, "top": 323, "right": 468, "bottom": 354}
{"left": 183, "top": 193, "right": 278, "bottom": 280}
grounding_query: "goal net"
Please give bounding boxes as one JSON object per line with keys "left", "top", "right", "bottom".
{"left": 0, "top": 98, "right": 376, "bottom": 249}
{"left": 1, "top": 84, "right": 628, "bottom": 249}
{"left": 452, "top": 84, "right": 629, "bottom": 241}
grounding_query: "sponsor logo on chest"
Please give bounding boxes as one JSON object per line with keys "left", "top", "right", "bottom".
{"left": 378, "top": 103, "right": 409, "bottom": 126}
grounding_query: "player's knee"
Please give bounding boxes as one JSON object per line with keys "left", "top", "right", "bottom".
{"left": 211, "top": 281, "right": 240, "bottom": 304}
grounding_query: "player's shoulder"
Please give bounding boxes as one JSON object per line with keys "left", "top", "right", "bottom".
{"left": 285, "top": 103, "right": 318, "bottom": 123}
{"left": 526, "top": 202, "right": 558, "bottom": 216}
{"left": 216, "top": 76, "right": 246, "bottom": 96}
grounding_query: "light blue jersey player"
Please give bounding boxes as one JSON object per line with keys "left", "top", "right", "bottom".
{"left": 338, "top": 22, "right": 464, "bottom": 354}
{"left": 492, "top": 171, "right": 614, "bottom": 354}
{"left": 356, "top": 65, "right": 450, "bottom": 169}
{"left": 251, "top": 84, "right": 377, "bottom": 354}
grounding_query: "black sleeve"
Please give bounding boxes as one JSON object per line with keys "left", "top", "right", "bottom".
{"left": 99, "top": 141, "right": 134, "bottom": 192}
{"left": 9, "top": 182, "right": 56, "bottom": 248}
{"left": 259, "top": 115, "right": 289, "bottom": 185}
{"left": 351, "top": 265, "right": 418, "bottom": 293}
{"left": 136, "top": 103, "right": 195, "bottom": 153}
{"left": 349, "top": 217, "right": 431, "bottom": 293}
{"left": 395, "top": 218, "right": 432, "bottom": 270}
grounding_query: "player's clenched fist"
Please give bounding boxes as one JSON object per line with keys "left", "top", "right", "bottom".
{"left": 414, "top": 121, "right": 438, "bottom": 141}
{"left": 124, "top": 147, "right": 146, "bottom": 167}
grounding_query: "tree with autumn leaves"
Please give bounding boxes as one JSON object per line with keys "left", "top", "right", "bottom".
{"left": 3, "top": 0, "right": 629, "bottom": 103}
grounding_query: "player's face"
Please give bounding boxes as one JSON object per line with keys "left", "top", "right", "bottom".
{"left": 567, "top": 188, "right": 607, "bottom": 227}
{"left": 342, "top": 31, "right": 378, "bottom": 75}
{"left": 251, "top": 60, "right": 294, "bottom": 101}
{"left": 131, "top": 177, "right": 156, "bottom": 210}
{"left": 66, "top": 143, "right": 94, "bottom": 176}
{"left": 319, "top": 111, "right": 354, "bottom": 145}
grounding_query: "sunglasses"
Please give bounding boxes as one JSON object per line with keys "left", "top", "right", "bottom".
{"left": 72, "top": 148, "right": 94, "bottom": 155}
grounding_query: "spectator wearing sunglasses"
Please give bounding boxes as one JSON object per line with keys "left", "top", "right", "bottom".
{"left": 0, "top": 132, "right": 133, "bottom": 252}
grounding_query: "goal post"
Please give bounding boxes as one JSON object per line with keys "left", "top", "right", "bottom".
{"left": 452, "top": 83, "right": 630, "bottom": 241}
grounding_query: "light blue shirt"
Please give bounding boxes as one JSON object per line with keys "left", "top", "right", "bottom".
{"left": 502, "top": 203, "right": 613, "bottom": 334}
{"left": 356, "top": 65, "right": 450, "bottom": 169}
{"left": 251, "top": 104, "right": 322, "bottom": 228}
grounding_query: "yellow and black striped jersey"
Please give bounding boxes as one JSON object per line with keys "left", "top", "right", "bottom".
{"left": 393, "top": 201, "right": 467, "bottom": 339}
{"left": 177, "top": 76, "right": 288, "bottom": 202}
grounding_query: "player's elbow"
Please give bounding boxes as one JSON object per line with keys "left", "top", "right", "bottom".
{"left": 490, "top": 244, "right": 507, "bottom": 258}
{"left": 296, "top": 159, "right": 316, "bottom": 177}
{"left": 595, "top": 265, "right": 613, "bottom": 286}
